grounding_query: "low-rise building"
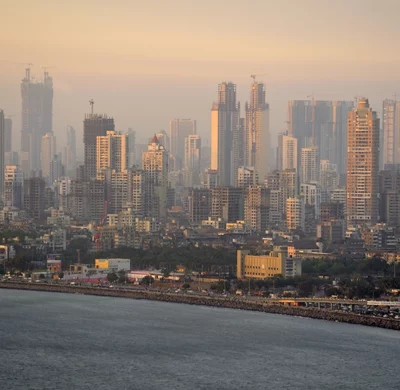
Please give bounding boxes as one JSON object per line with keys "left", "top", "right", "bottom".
{"left": 95, "top": 258, "right": 130, "bottom": 272}
{"left": 237, "top": 247, "right": 301, "bottom": 279}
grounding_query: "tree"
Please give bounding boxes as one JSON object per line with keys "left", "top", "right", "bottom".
{"left": 210, "top": 280, "right": 230, "bottom": 292}
{"left": 107, "top": 273, "right": 118, "bottom": 283}
{"left": 297, "top": 281, "right": 313, "bottom": 297}
{"left": 118, "top": 271, "right": 127, "bottom": 283}
{"left": 141, "top": 275, "right": 154, "bottom": 286}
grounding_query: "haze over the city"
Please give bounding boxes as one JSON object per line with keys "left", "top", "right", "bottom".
{"left": 2, "top": 0, "right": 400, "bottom": 154}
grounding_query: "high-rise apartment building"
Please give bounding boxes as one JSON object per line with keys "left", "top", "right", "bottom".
{"left": 300, "top": 182, "right": 321, "bottom": 219}
{"left": 346, "top": 98, "right": 380, "bottom": 226}
{"left": 170, "top": 119, "right": 196, "bottom": 171}
{"left": 184, "top": 134, "right": 201, "bottom": 187}
{"left": 188, "top": 188, "right": 211, "bottom": 224}
{"left": 245, "top": 82, "right": 270, "bottom": 182}
{"left": 58, "top": 177, "right": 71, "bottom": 212}
{"left": 142, "top": 135, "right": 169, "bottom": 220}
{"left": 50, "top": 154, "right": 63, "bottom": 184}
{"left": 301, "top": 146, "right": 320, "bottom": 184}
{"left": 382, "top": 99, "right": 400, "bottom": 168}
{"left": 96, "top": 130, "right": 128, "bottom": 173}
{"left": 211, "top": 187, "right": 243, "bottom": 222}
{"left": 211, "top": 82, "right": 239, "bottom": 186}
{"left": 237, "top": 166, "right": 258, "bottom": 188}
{"left": 4, "top": 118, "right": 12, "bottom": 154}
{"left": 23, "top": 177, "right": 46, "bottom": 220}
{"left": 109, "top": 170, "right": 129, "bottom": 214}
{"left": 244, "top": 186, "right": 269, "bottom": 233}
{"left": 4, "top": 165, "right": 23, "bottom": 208}
{"left": 286, "top": 196, "right": 305, "bottom": 232}
{"left": 282, "top": 134, "right": 298, "bottom": 171}
{"left": 127, "top": 128, "right": 136, "bottom": 168}
{"left": 0, "top": 110, "right": 4, "bottom": 200}
{"left": 83, "top": 113, "right": 115, "bottom": 181}
{"left": 63, "top": 126, "right": 76, "bottom": 177}
{"left": 20, "top": 69, "right": 53, "bottom": 175}
{"left": 320, "top": 160, "right": 339, "bottom": 201}
{"left": 41, "top": 132, "right": 56, "bottom": 181}
{"left": 70, "top": 180, "right": 105, "bottom": 222}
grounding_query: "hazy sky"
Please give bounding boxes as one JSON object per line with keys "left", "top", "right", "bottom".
{"left": 2, "top": 0, "right": 400, "bottom": 156}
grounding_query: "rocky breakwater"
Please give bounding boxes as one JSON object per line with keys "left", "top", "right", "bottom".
{"left": 1, "top": 282, "right": 400, "bottom": 331}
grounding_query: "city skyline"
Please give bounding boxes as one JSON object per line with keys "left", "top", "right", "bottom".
{"left": 2, "top": 1, "right": 400, "bottom": 151}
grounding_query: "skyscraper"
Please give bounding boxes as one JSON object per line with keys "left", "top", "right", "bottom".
{"left": 346, "top": 98, "right": 380, "bottom": 226}
{"left": 244, "top": 185, "right": 269, "bottom": 233}
{"left": 382, "top": 99, "right": 400, "bottom": 168}
{"left": 0, "top": 110, "right": 4, "bottom": 199}
{"left": 20, "top": 68, "right": 53, "bottom": 175}
{"left": 41, "top": 132, "right": 56, "bottom": 181}
{"left": 4, "top": 118, "right": 12, "bottom": 154}
{"left": 127, "top": 128, "right": 136, "bottom": 168}
{"left": 142, "top": 135, "right": 169, "bottom": 220}
{"left": 96, "top": 130, "right": 128, "bottom": 173}
{"left": 4, "top": 165, "right": 23, "bottom": 208}
{"left": 63, "top": 125, "right": 76, "bottom": 177}
{"left": 170, "top": 119, "right": 196, "bottom": 171}
{"left": 282, "top": 134, "right": 298, "bottom": 171}
{"left": 245, "top": 81, "right": 270, "bottom": 183}
{"left": 83, "top": 113, "right": 115, "bottom": 181}
{"left": 287, "top": 100, "right": 353, "bottom": 175}
{"left": 286, "top": 196, "right": 305, "bottom": 232}
{"left": 184, "top": 134, "right": 201, "bottom": 187}
{"left": 301, "top": 146, "right": 320, "bottom": 184}
{"left": 210, "top": 82, "right": 239, "bottom": 186}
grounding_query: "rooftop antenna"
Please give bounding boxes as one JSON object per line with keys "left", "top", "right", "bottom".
{"left": 89, "top": 99, "right": 94, "bottom": 116}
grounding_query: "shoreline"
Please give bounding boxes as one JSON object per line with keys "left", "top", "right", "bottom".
{"left": 1, "top": 282, "right": 400, "bottom": 331}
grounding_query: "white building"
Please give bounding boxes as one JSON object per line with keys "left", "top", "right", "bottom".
{"left": 300, "top": 182, "right": 321, "bottom": 218}
{"left": 184, "top": 134, "right": 201, "bottom": 187}
{"left": 301, "top": 145, "right": 319, "bottom": 184}
{"left": 282, "top": 135, "right": 298, "bottom": 171}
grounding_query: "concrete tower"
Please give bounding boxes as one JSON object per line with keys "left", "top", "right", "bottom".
{"left": 20, "top": 68, "right": 53, "bottom": 175}
{"left": 346, "top": 98, "right": 380, "bottom": 226}
{"left": 210, "top": 82, "right": 239, "bottom": 186}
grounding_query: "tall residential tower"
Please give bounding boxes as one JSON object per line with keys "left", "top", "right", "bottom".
{"left": 20, "top": 68, "right": 53, "bottom": 175}
{"left": 210, "top": 82, "right": 239, "bottom": 186}
{"left": 346, "top": 98, "right": 379, "bottom": 226}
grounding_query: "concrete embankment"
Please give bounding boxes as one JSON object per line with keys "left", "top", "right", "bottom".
{"left": 1, "top": 282, "right": 399, "bottom": 331}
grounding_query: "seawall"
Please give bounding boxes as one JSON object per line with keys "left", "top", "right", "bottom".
{"left": 1, "top": 282, "right": 399, "bottom": 331}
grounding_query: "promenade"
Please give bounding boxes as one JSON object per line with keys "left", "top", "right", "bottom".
{"left": 1, "top": 281, "right": 400, "bottom": 331}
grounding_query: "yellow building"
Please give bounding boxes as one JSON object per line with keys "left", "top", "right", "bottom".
{"left": 95, "top": 258, "right": 130, "bottom": 272}
{"left": 237, "top": 247, "right": 301, "bottom": 279}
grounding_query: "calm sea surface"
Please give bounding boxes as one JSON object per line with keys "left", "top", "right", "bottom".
{"left": 1, "top": 289, "right": 400, "bottom": 390}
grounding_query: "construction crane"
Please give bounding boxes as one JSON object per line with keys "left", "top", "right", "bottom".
{"left": 250, "top": 73, "right": 268, "bottom": 81}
